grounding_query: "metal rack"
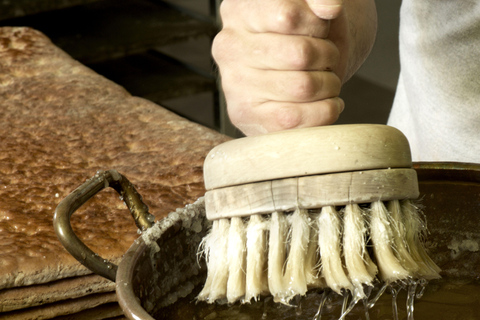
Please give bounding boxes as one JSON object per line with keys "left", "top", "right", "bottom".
{"left": 0, "top": 0, "right": 232, "bottom": 132}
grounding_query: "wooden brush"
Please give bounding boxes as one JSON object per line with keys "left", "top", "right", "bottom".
{"left": 197, "top": 124, "right": 440, "bottom": 307}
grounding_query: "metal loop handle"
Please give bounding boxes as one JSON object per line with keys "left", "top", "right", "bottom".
{"left": 53, "top": 170, "right": 154, "bottom": 282}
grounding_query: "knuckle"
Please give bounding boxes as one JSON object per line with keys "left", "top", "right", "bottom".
{"left": 285, "top": 39, "right": 340, "bottom": 71}
{"left": 211, "top": 36, "right": 224, "bottom": 64}
{"left": 320, "top": 100, "right": 342, "bottom": 125}
{"left": 211, "top": 31, "right": 229, "bottom": 63}
{"left": 286, "top": 40, "right": 315, "bottom": 70}
{"left": 273, "top": 3, "right": 303, "bottom": 33}
{"left": 226, "top": 99, "right": 248, "bottom": 127}
{"left": 218, "top": 0, "right": 234, "bottom": 22}
{"left": 287, "top": 73, "right": 318, "bottom": 101}
{"left": 228, "top": 108, "right": 243, "bottom": 127}
{"left": 275, "top": 106, "right": 303, "bottom": 130}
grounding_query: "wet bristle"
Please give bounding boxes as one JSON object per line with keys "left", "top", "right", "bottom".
{"left": 197, "top": 200, "right": 440, "bottom": 319}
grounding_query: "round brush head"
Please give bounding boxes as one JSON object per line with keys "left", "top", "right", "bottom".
{"left": 203, "top": 124, "right": 419, "bottom": 220}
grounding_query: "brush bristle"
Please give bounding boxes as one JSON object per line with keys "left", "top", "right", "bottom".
{"left": 343, "top": 203, "right": 377, "bottom": 300}
{"left": 198, "top": 219, "right": 230, "bottom": 302}
{"left": 318, "top": 206, "right": 353, "bottom": 295}
{"left": 245, "top": 214, "right": 269, "bottom": 302}
{"left": 226, "top": 217, "right": 246, "bottom": 302}
{"left": 197, "top": 200, "right": 440, "bottom": 306}
{"left": 267, "top": 211, "right": 289, "bottom": 302}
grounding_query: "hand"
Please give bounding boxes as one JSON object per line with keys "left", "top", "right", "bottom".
{"left": 212, "top": 0, "right": 377, "bottom": 136}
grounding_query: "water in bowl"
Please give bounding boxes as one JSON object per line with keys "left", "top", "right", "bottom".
{"left": 155, "top": 277, "right": 480, "bottom": 320}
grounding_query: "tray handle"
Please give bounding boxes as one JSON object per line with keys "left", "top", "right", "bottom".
{"left": 53, "top": 170, "right": 154, "bottom": 282}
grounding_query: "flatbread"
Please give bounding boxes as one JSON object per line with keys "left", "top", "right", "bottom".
{"left": 0, "top": 292, "right": 118, "bottom": 320}
{"left": 0, "top": 24, "right": 228, "bottom": 313}
{"left": 52, "top": 303, "right": 125, "bottom": 320}
{"left": 0, "top": 274, "right": 115, "bottom": 312}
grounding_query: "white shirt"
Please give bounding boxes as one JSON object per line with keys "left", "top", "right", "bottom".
{"left": 388, "top": 0, "right": 480, "bottom": 163}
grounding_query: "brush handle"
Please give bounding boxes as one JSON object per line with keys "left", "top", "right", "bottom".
{"left": 204, "top": 168, "right": 419, "bottom": 220}
{"left": 204, "top": 124, "right": 413, "bottom": 190}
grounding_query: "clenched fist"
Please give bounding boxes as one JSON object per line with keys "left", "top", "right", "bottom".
{"left": 212, "top": 0, "right": 377, "bottom": 135}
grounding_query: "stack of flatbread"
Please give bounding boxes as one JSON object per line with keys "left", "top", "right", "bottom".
{"left": 0, "top": 27, "right": 228, "bottom": 319}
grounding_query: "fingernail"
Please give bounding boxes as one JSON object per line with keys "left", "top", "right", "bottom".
{"left": 307, "top": 0, "right": 343, "bottom": 19}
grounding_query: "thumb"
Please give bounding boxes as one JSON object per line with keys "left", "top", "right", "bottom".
{"left": 305, "top": 0, "right": 343, "bottom": 20}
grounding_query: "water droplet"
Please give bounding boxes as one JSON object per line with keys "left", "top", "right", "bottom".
{"left": 295, "top": 295, "right": 303, "bottom": 316}
{"left": 314, "top": 290, "right": 329, "bottom": 320}
{"left": 416, "top": 279, "right": 428, "bottom": 299}
{"left": 261, "top": 300, "right": 268, "bottom": 319}
{"left": 390, "top": 286, "right": 399, "bottom": 320}
{"left": 367, "top": 282, "right": 388, "bottom": 309}
{"left": 407, "top": 281, "right": 418, "bottom": 320}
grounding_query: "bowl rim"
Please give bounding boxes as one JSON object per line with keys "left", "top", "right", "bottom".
{"left": 116, "top": 238, "right": 154, "bottom": 320}
{"left": 114, "top": 161, "right": 480, "bottom": 320}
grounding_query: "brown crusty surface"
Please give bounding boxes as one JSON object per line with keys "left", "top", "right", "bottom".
{"left": 0, "top": 274, "right": 115, "bottom": 312}
{"left": 1, "top": 292, "right": 118, "bottom": 320}
{"left": 0, "top": 26, "right": 229, "bottom": 292}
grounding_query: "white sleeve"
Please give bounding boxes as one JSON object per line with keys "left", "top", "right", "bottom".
{"left": 388, "top": 0, "right": 480, "bottom": 163}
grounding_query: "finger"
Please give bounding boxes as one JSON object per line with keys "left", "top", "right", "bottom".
{"left": 305, "top": 0, "right": 344, "bottom": 20}
{"left": 213, "top": 30, "right": 339, "bottom": 72}
{"left": 221, "top": 0, "right": 330, "bottom": 38}
{"left": 249, "top": 34, "right": 338, "bottom": 71}
{"left": 229, "top": 98, "right": 345, "bottom": 136}
{"left": 230, "top": 69, "right": 342, "bottom": 103}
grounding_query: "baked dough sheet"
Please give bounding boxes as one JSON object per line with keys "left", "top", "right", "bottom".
{"left": 0, "top": 27, "right": 228, "bottom": 318}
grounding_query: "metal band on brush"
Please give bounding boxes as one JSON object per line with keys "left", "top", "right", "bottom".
{"left": 204, "top": 168, "right": 419, "bottom": 220}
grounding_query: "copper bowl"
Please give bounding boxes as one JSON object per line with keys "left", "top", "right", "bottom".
{"left": 54, "top": 162, "right": 480, "bottom": 320}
